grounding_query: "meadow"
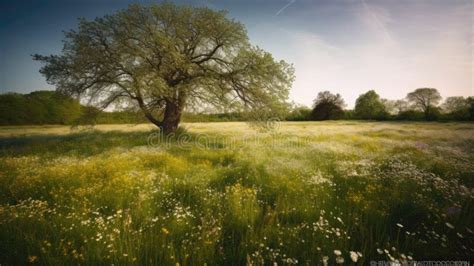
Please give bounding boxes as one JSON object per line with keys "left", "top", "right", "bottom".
{"left": 0, "top": 121, "right": 472, "bottom": 265}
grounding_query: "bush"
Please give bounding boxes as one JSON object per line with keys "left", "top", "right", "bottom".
{"left": 286, "top": 107, "right": 311, "bottom": 121}
{"left": 425, "top": 107, "right": 442, "bottom": 121}
{"left": 396, "top": 110, "right": 425, "bottom": 121}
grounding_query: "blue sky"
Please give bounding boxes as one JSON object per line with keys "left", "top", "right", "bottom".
{"left": 0, "top": 0, "right": 472, "bottom": 107}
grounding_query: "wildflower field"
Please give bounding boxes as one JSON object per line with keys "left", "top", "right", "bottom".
{"left": 0, "top": 122, "right": 472, "bottom": 265}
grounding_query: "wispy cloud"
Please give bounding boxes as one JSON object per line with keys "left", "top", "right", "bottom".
{"left": 359, "top": 0, "right": 395, "bottom": 44}
{"left": 275, "top": 0, "right": 295, "bottom": 16}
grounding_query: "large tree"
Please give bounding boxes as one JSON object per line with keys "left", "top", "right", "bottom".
{"left": 33, "top": 3, "right": 294, "bottom": 134}
{"left": 310, "top": 91, "right": 345, "bottom": 120}
{"left": 406, "top": 88, "right": 441, "bottom": 119}
{"left": 354, "top": 90, "right": 387, "bottom": 120}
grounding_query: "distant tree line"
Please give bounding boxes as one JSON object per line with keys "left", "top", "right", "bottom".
{"left": 0, "top": 91, "right": 82, "bottom": 125}
{"left": 1, "top": 88, "right": 472, "bottom": 125}
{"left": 0, "top": 91, "right": 246, "bottom": 125}
{"left": 288, "top": 88, "right": 474, "bottom": 122}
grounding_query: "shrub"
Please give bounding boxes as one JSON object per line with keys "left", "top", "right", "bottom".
{"left": 286, "top": 107, "right": 311, "bottom": 121}
{"left": 396, "top": 110, "right": 425, "bottom": 121}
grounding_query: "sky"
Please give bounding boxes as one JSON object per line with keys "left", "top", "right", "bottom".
{"left": 0, "top": 0, "right": 472, "bottom": 107}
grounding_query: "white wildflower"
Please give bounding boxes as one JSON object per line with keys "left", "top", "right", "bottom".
{"left": 349, "top": 251, "right": 358, "bottom": 262}
{"left": 445, "top": 222, "right": 455, "bottom": 229}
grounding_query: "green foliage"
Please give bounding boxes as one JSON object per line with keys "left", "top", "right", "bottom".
{"left": 182, "top": 112, "right": 245, "bottom": 122}
{"left": 468, "top": 97, "right": 474, "bottom": 121}
{"left": 310, "top": 91, "right": 345, "bottom": 120}
{"left": 286, "top": 106, "right": 311, "bottom": 121}
{"left": 2, "top": 88, "right": 471, "bottom": 125}
{"left": 442, "top": 97, "right": 469, "bottom": 113}
{"left": 442, "top": 97, "right": 471, "bottom": 121}
{"left": 0, "top": 93, "right": 28, "bottom": 125}
{"left": 33, "top": 2, "right": 294, "bottom": 133}
{"left": 0, "top": 91, "right": 82, "bottom": 125}
{"left": 425, "top": 106, "right": 442, "bottom": 121}
{"left": 354, "top": 90, "right": 388, "bottom": 120}
{"left": 406, "top": 88, "right": 442, "bottom": 120}
{"left": 384, "top": 99, "right": 410, "bottom": 116}
{"left": 95, "top": 111, "right": 148, "bottom": 125}
{"left": 444, "top": 108, "right": 470, "bottom": 121}
{"left": 342, "top": 109, "right": 356, "bottom": 119}
{"left": 396, "top": 110, "right": 425, "bottom": 121}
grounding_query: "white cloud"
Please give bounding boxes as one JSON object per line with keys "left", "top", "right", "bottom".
{"left": 243, "top": 1, "right": 472, "bottom": 108}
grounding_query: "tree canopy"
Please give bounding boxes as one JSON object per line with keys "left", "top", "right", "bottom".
{"left": 34, "top": 2, "right": 294, "bottom": 133}
{"left": 441, "top": 96, "right": 471, "bottom": 120}
{"left": 310, "top": 91, "right": 345, "bottom": 120}
{"left": 406, "top": 88, "right": 441, "bottom": 119}
{"left": 0, "top": 91, "right": 82, "bottom": 125}
{"left": 354, "top": 90, "right": 387, "bottom": 120}
{"left": 442, "top": 97, "right": 469, "bottom": 113}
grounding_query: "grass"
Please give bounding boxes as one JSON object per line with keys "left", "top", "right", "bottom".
{"left": 0, "top": 121, "right": 473, "bottom": 265}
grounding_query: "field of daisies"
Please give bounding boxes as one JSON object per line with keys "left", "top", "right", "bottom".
{"left": 0, "top": 121, "right": 472, "bottom": 265}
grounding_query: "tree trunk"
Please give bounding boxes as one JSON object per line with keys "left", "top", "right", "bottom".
{"left": 161, "top": 101, "right": 182, "bottom": 134}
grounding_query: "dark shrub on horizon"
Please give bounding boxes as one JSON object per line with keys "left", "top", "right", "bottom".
{"left": 396, "top": 110, "right": 425, "bottom": 121}
{"left": 310, "top": 91, "right": 346, "bottom": 120}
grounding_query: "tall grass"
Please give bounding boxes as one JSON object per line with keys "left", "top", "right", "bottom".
{"left": 0, "top": 122, "right": 472, "bottom": 264}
